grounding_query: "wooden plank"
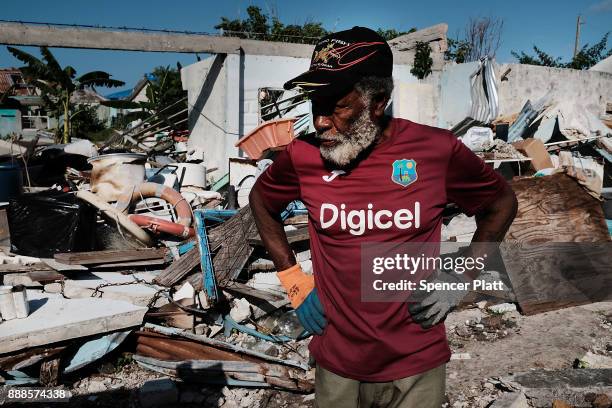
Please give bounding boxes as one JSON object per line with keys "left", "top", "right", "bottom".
{"left": 247, "top": 226, "right": 310, "bottom": 247}
{"left": 154, "top": 247, "right": 200, "bottom": 287}
{"left": 221, "top": 282, "right": 284, "bottom": 303}
{"left": 0, "top": 262, "right": 53, "bottom": 273}
{"left": 505, "top": 173, "right": 610, "bottom": 242}
{"left": 54, "top": 248, "right": 168, "bottom": 265}
{"left": 39, "top": 357, "right": 60, "bottom": 387}
{"left": 284, "top": 214, "right": 308, "bottom": 225}
{"left": 90, "top": 258, "right": 167, "bottom": 269}
{"left": 209, "top": 206, "right": 258, "bottom": 284}
{"left": 502, "top": 173, "right": 612, "bottom": 315}
{"left": 26, "top": 270, "right": 65, "bottom": 282}
{"left": 500, "top": 242, "right": 612, "bottom": 315}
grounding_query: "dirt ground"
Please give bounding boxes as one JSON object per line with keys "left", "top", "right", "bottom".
{"left": 2, "top": 302, "right": 610, "bottom": 408}
{"left": 444, "top": 301, "right": 612, "bottom": 407}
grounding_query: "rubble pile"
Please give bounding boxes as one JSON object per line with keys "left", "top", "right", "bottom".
{"left": 0, "top": 58, "right": 611, "bottom": 408}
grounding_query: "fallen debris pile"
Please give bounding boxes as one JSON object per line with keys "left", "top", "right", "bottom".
{"left": 0, "top": 55, "right": 611, "bottom": 407}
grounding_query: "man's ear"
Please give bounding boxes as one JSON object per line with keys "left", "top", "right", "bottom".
{"left": 371, "top": 94, "right": 390, "bottom": 118}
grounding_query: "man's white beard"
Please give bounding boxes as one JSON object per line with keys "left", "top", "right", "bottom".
{"left": 318, "top": 105, "right": 382, "bottom": 168}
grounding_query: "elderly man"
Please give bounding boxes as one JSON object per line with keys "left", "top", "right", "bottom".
{"left": 249, "top": 27, "right": 517, "bottom": 408}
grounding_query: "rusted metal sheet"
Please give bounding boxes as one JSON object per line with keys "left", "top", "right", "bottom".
{"left": 135, "top": 331, "right": 244, "bottom": 362}
{"left": 143, "top": 323, "right": 308, "bottom": 371}
{"left": 132, "top": 354, "right": 313, "bottom": 391}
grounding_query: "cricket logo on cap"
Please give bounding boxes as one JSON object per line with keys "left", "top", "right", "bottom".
{"left": 391, "top": 159, "right": 418, "bottom": 187}
{"left": 311, "top": 39, "right": 385, "bottom": 71}
{"left": 313, "top": 43, "right": 341, "bottom": 64}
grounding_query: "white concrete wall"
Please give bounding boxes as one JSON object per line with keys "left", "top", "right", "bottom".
{"left": 182, "top": 55, "right": 612, "bottom": 175}
{"left": 436, "top": 61, "right": 480, "bottom": 129}
{"left": 240, "top": 55, "right": 311, "bottom": 136}
{"left": 182, "top": 56, "right": 229, "bottom": 175}
{"left": 495, "top": 63, "right": 612, "bottom": 118}
{"left": 182, "top": 54, "right": 310, "bottom": 175}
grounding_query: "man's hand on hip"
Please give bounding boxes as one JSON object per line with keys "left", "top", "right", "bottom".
{"left": 407, "top": 251, "right": 475, "bottom": 329}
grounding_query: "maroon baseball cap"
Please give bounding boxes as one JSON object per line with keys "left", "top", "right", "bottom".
{"left": 284, "top": 26, "right": 393, "bottom": 96}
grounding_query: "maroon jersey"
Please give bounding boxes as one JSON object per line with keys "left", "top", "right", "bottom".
{"left": 255, "top": 118, "right": 507, "bottom": 381}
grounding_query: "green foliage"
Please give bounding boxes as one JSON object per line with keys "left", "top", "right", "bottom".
{"left": 376, "top": 28, "right": 417, "bottom": 41}
{"left": 215, "top": 6, "right": 410, "bottom": 44}
{"left": 445, "top": 38, "right": 472, "bottom": 64}
{"left": 70, "top": 104, "right": 105, "bottom": 139}
{"left": 6, "top": 46, "right": 124, "bottom": 143}
{"left": 215, "top": 6, "right": 324, "bottom": 44}
{"left": 411, "top": 41, "right": 433, "bottom": 79}
{"left": 511, "top": 32, "right": 612, "bottom": 70}
{"left": 511, "top": 46, "right": 564, "bottom": 67}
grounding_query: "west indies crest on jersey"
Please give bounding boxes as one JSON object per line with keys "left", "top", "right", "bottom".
{"left": 391, "top": 159, "right": 418, "bottom": 187}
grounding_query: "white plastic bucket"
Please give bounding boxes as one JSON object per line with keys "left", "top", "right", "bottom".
{"left": 175, "top": 163, "right": 206, "bottom": 189}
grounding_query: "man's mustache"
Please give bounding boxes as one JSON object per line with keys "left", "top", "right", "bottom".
{"left": 316, "top": 132, "right": 348, "bottom": 143}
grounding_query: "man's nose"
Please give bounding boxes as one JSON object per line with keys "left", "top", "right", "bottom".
{"left": 314, "top": 115, "right": 334, "bottom": 133}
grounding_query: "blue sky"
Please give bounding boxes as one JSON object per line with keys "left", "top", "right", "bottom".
{"left": 1, "top": 0, "right": 611, "bottom": 94}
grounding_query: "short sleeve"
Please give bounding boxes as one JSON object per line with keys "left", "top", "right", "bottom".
{"left": 445, "top": 133, "right": 508, "bottom": 216}
{"left": 252, "top": 143, "right": 301, "bottom": 214}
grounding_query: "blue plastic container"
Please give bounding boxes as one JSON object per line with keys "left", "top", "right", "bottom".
{"left": 0, "top": 162, "right": 23, "bottom": 202}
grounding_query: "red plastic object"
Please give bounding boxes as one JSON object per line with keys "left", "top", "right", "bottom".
{"left": 235, "top": 118, "right": 297, "bottom": 160}
{"left": 129, "top": 214, "right": 195, "bottom": 238}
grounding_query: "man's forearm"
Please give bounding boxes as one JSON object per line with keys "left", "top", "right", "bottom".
{"left": 464, "top": 184, "right": 518, "bottom": 279}
{"left": 249, "top": 187, "right": 296, "bottom": 270}
{"left": 472, "top": 184, "right": 518, "bottom": 243}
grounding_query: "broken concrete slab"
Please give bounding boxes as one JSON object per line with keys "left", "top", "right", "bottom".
{"left": 489, "top": 392, "right": 529, "bottom": 408}
{"left": 296, "top": 250, "right": 311, "bottom": 263}
{"left": 577, "top": 352, "right": 612, "bottom": 369}
{"left": 500, "top": 369, "right": 612, "bottom": 407}
{"left": 0, "top": 290, "right": 147, "bottom": 354}
{"left": 62, "top": 271, "right": 166, "bottom": 307}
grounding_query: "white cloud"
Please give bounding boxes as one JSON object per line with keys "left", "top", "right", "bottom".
{"left": 588, "top": 0, "right": 612, "bottom": 12}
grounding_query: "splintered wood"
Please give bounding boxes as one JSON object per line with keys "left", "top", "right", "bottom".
{"left": 502, "top": 173, "right": 612, "bottom": 315}
{"left": 505, "top": 173, "right": 610, "bottom": 242}
{"left": 206, "top": 205, "right": 258, "bottom": 285}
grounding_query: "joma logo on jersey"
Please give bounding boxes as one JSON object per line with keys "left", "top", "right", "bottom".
{"left": 392, "top": 159, "right": 418, "bottom": 187}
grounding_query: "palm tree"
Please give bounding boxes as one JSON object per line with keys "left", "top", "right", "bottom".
{"left": 7, "top": 46, "right": 125, "bottom": 143}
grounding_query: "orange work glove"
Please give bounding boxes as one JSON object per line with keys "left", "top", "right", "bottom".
{"left": 276, "top": 264, "right": 315, "bottom": 309}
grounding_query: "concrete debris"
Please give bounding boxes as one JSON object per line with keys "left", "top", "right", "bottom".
{"left": 1, "top": 39, "right": 611, "bottom": 407}
{"left": 230, "top": 297, "right": 252, "bottom": 323}
{"left": 173, "top": 281, "right": 195, "bottom": 301}
{"left": 488, "top": 303, "right": 518, "bottom": 314}
{"left": 576, "top": 352, "right": 612, "bottom": 369}
{"left": 489, "top": 392, "right": 529, "bottom": 408}
{"left": 0, "top": 291, "right": 147, "bottom": 353}
{"left": 139, "top": 378, "right": 179, "bottom": 408}
{"left": 499, "top": 370, "right": 612, "bottom": 407}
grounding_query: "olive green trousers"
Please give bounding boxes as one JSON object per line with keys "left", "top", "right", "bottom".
{"left": 315, "top": 364, "right": 446, "bottom": 408}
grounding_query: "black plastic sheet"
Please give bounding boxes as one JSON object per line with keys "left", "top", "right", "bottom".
{"left": 7, "top": 190, "right": 96, "bottom": 257}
